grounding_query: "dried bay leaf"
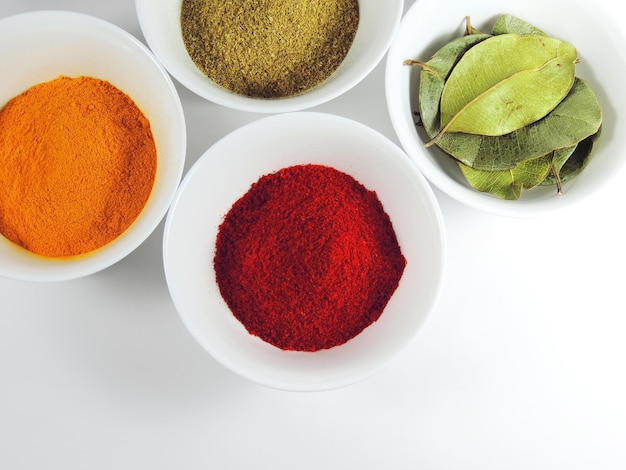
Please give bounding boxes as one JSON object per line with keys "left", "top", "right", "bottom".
{"left": 411, "top": 33, "right": 491, "bottom": 152}
{"left": 446, "top": 78, "right": 602, "bottom": 170}
{"left": 542, "top": 143, "right": 579, "bottom": 194}
{"left": 459, "top": 152, "right": 555, "bottom": 200}
{"left": 434, "top": 34, "right": 578, "bottom": 141}
{"left": 468, "top": 135, "right": 595, "bottom": 199}
{"left": 404, "top": 14, "right": 603, "bottom": 198}
{"left": 414, "top": 39, "right": 601, "bottom": 171}
{"left": 540, "top": 132, "right": 598, "bottom": 189}
{"left": 404, "top": 33, "right": 491, "bottom": 80}
{"left": 491, "top": 14, "right": 546, "bottom": 36}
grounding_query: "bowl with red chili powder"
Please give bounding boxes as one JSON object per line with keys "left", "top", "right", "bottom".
{"left": 0, "top": 11, "right": 186, "bottom": 281}
{"left": 136, "top": 0, "right": 405, "bottom": 113}
{"left": 163, "top": 112, "right": 446, "bottom": 391}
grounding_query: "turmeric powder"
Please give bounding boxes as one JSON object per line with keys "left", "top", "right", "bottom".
{"left": 0, "top": 76, "right": 157, "bottom": 258}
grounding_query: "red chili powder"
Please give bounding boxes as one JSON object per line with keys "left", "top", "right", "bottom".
{"left": 213, "top": 164, "right": 407, "bottom": 352}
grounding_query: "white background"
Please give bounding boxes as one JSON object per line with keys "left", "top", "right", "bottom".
{"left": 1, "top": 1, "right": 625, "bottom": 469}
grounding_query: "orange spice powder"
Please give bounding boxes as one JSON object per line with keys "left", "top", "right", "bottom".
{"left": 0, "top": 76, "right": 157, "bottom": 257}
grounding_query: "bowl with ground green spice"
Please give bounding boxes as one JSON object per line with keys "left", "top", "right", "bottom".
{"left": 136, "top": 0, "right": 404, "bottom": 113}
{"left": 385, "top": 0, "right": 626, "bottom": 217}
{"left": 0, "top": 11, "right": 186, "bottom": 281}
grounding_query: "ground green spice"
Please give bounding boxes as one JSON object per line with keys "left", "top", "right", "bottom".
{"left": 180, "top": 0, "right": 359, "bottom": 98}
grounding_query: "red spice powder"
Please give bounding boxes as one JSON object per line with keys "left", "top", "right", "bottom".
{"left": 213, "top": 164, "right": 406, "bottom": 351}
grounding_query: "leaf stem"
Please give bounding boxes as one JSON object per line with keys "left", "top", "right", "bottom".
{"left": 403, "top": 59, "right": 431, "bottom": 70}
{"left": 550, "top": 164, "right": 563, "bottom": 195}
{"left": 425, "top": 128, "right": 445, "bottom": 147}
{"left": 465, "top": 16, "right": 483, "bottom": 35}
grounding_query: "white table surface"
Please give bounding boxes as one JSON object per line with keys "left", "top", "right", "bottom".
{"left": 1, "top": 1, "right": 625, "bottom": 469}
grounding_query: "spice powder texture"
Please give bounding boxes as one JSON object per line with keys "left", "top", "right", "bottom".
{"left": 0, "top": 76, "right": 157, "bottom": 257}
{"left": 214, "top": 164, "right": 407, "bottom": 352}
{"left": 180, "top": 0, "right": 359, "bottom": 98}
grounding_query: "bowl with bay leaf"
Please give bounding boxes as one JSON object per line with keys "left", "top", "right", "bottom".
{"left": 385, "top": 0, "right": 626, "bottom": 217}
{"left": 136, "top": 0, "right": 404, "bottom": 113}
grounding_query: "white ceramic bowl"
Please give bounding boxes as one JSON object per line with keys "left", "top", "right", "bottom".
{"left": 163, "top": 112, "right": 446, "bottom": 391}
{"left": 136, "top": 0, "right": 404, "bottom": 113}
{"left": 386, "top": 0, "right": 626, "bottom": 217}
{"left": 0, "top": 11, "right": 186, "bottom": 282}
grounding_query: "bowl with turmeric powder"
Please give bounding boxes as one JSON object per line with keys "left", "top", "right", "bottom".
{"left": 163, "top": 112, "right": 446, "bottom": 391}
{"left": 0, "top": 11, "right": 186, "bottom": 281}
{"left": 136, "top": 0, "right": 405, "bottom": 113}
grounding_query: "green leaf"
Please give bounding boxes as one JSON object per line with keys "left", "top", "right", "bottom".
{"left": 543, "top": 144, "right": 578, "bottom": 194}
{"left": 459, "top": 152, "right": 554, "bottom": 200}
{"left": 404, "top": 33, "right": 491, "bottom": 80}
{"left": 412, "top": 33, "right": 491, "bottom": 144}
{"left": 434, "top": 34, "right": 578, "bottom": 141}
{"left": 491, "top": 14, "right": 546, "bottom": 36}
{"left": 415, "top": 35, "right": 601, "bottom": 171}
{"left": 405, "top": 14, "right": 603, "bottom": 200}
{"left": 540, "top": 131, "right": 599, "bottom": 191}
{"left": 441, "top": 78, "right": 602, "bottom": 170}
